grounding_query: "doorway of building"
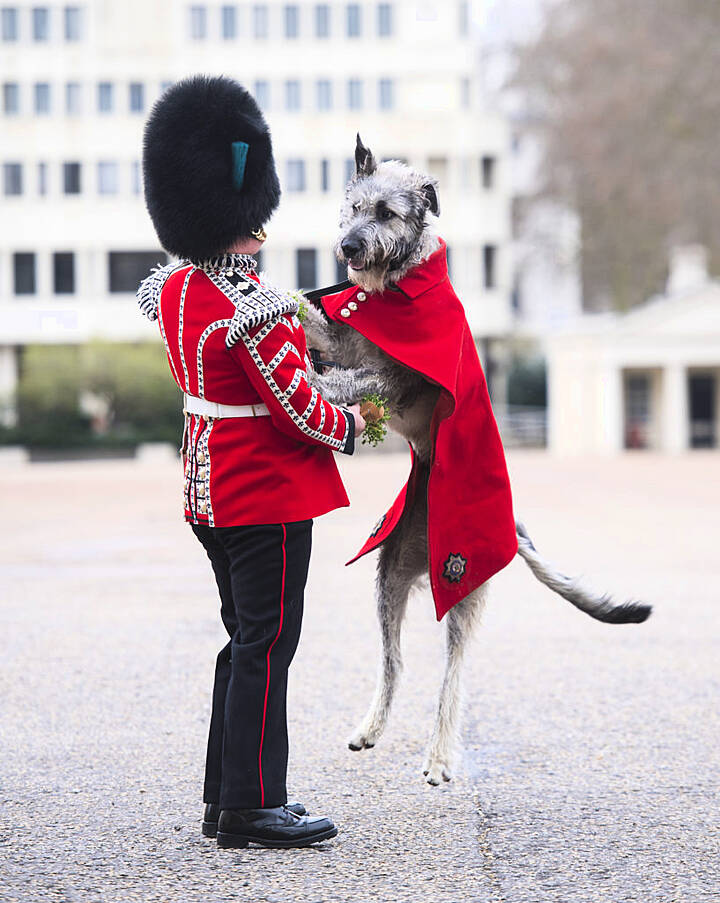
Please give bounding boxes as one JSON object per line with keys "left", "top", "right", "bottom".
{"left": 624, "top": 371, "right": 653, "bottom": 449}
{"left": 688, "top": 373, "right": 717, "bottom": 448}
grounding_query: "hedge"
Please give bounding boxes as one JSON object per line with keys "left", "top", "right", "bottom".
{"left": 0, "top": 342, "right": 183, "bottom": 449}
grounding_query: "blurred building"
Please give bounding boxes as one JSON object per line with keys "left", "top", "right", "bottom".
{"left": 547, "top": 246, "right": 720, "bottom": 454}
{"left": 0, "top": 0, "right": 514, "bottom": 425}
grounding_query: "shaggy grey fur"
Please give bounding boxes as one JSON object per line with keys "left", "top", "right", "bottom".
{"left": 304, "top": 137, "right": 651, "bottom": 784}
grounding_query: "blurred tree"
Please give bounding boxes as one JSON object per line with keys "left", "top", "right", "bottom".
{"left": 8, "top": 343, "right": 182, "bottom": 448}
{"left": 513, "top": 0, "right": 720, "bottom": 310}
{"left": 16, "top": 346, "right": 92, "bottom": 446}
{"left": 81, "top": 341, "right": 182, "bottom": 439}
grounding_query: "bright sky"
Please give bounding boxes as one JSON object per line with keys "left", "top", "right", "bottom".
{"left": 475, "top": 0, "right": 547, "bottom": 45}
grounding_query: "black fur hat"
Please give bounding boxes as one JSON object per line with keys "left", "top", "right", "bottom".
{"left": 143, "top": 75, "right": 281, "bottom": 260}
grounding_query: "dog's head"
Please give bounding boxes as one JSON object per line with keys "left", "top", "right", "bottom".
{"left": 335, "top": 135, "right": 440, "bottom": 292}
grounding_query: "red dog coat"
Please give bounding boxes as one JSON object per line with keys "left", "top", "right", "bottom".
{"left": 322, "top": 240, "right": 518, "bottom": 620}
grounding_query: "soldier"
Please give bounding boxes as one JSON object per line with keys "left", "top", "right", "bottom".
{"left": 137, "top": 75, "right": 364, "bottom": 849}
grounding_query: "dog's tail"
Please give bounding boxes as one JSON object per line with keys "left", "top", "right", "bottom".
{"left": 515, "top": 521, "right": 652, "bottom": 624}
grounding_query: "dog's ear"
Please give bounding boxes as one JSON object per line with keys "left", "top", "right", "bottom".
{"left": 422, "top": 180, "right": 440, "bottom": 216}
{"left": 355, "top": 134, "right": 377, "bottom": 177}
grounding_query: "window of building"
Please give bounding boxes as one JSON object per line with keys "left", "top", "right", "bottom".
{"left": 347, "top": 78, "right": 362, "bottom": 110}
{"left": 14, "top": 253, "right": 36, "bottom": 294}
{"left": 286, "top": 159, "right": 305, "bottom": 192}
{"left": 344, "top": 158, "right": 354, "bottom": 184}
{"left": 321, "top": 159, "right": 330, "bottom": 192}
{"left": 189, "top": 5, "right": 207, "bottom": 39}
{"left": 483, "top": 244, "right": 497, "bottom": 290}
{"left": 63, "top": 162, "right": 81, "bottom": 194}
{"left": 32, "top": 6, "right": 49, "bottom": 40}
{"left": 347, "top": 3, "right": 361, "bottom": 37}
{"left": 285, "top": 80, "right": 301, "bottom": 111}
{"left": 252, "top": 4, "right": 268, "bottom": 38}
{"left": 511, "top": 273, "right": 522, "bottom": 314}
{"left": 378, "top": 78, "right": 393, "bottom": 110}
{"left": 428, "top": 156, "right": 448, "bottom": 185}
{"left": 53, "top": 252, "right": 75, "bottom": 293}
{"left": 131, "top": 160, "right": 141, "bottom": 194}
{"left": 284, "top": 4, "right": 299, "bottom": 37}
{"left": 37, "top": 161, "right": 48, "bottom": 195}
{"left": 221, "top": 5, "right": 237, "bottom": 38}
{"left": 445, "top": 245, "right": 452, "bottom": 279}
{"left": 459, "top": 1, "right": 469, "bottom": 36}
{"left": 65, "top": 81, "right": 81, "bottom": 114}
{"left": 254, "top": 79, "right": 269, "bottom": 110}
{"left": 481, "top": 155, "right": 496, "bottom": 190}
{"left": 296, "top": 249, "right": 317, "bottom": 289}
{"left": 316, "top": 79, "right": 332, "bottom": 111}
{"left": 459, "top": 157, "right": 472, "bottom": 190}
{"left": 1, "top": 7, "right": 18, "bottom": 40}
{"left": 378, "top": 3, "right": 392, "bottom": 36}
{"left": 624, "top": 373, "right": 652, "bottom": 449}
{"left": 98, "top": 82, "right": 113, "bottom": 113}
{"left": 461, "top": 77, "right": 471, "bottom": 109}
{"left": 34, "top": 82, "right": 51, "bottom": 114}
{"left": 315, "top": 3, "right": 329, "bottom": 37}
{"left": 160, "top": 80, "right": 173, "bottom": 95}
{"left": 3, "top": 81, "right": 19, "bottom": 114}
{"left": 689, "top": 372, "right": 716, "bottom": 448}
{"left": 109, "top": 251, "right": 164, "bottom": 293}
{"left": 3, "top": 162, "right": 22, "bottom": 196}
{"left": 129, "top": 82, "right": 144, "bottom": 113}
{"left": 64, "top": 5, "right": 81, "bottom": 40}
{"left": 98, "top": 161, "right": 118, "bottom": 195}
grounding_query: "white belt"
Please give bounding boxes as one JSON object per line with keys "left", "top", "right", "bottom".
{"left": 183, "top": 394, "right": 270, "bottom": 419}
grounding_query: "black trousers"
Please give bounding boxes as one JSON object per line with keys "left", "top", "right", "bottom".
{"left": 191, "top": 520, "right": 312, "bottom": 810}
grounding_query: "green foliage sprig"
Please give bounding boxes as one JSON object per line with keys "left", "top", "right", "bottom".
{"left": 360, "top": 394, "right": 391, "bottom": 447}
{"left": 288, "top": 289, "right": 308, "bottom": 323}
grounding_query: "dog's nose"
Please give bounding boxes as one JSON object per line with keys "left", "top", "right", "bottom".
{"left": 341, "top": 238, "right": 363, "bottom": 260}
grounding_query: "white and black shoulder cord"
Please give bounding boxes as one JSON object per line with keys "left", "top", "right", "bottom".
{"left": 137, "top": 261, "right": 183, "bottom": 320}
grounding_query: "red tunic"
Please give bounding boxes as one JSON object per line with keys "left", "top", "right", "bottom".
{"left": 138, "top": 257, "right": 351, "bottom": 526}
{"left": 321, "top": 241, "right": 518, "bottom": 620}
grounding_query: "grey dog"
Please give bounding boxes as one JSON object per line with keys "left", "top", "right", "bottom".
{"left": 303, "top": 136, "right": 651, "bottom": 786}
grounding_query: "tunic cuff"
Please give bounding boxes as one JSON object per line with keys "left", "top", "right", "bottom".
{"left": 339, "top": 410, "right": 355, "bottom": 456}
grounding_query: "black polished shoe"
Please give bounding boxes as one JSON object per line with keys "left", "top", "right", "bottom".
{"left": 201, "top": 801, "right": 307, "bottom": 837}
{"left": 216, "top": 806, "right": 338, "bottom": 849}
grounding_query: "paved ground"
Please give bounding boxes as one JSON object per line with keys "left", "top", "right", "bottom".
{"left": 1, "top": 450, "right": 718, "bottom": 903}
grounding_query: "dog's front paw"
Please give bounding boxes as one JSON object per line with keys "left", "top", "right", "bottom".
{"left": 422, "top": 757, "right": 452, "bottom": 786}
{"left": 347, "top": 724, "right": 379, "bottom": 751}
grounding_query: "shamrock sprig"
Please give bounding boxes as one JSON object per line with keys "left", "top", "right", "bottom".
{"left": 360, "top": 394, "right": 391, "bottom": 447}
{"left": 289, "top": 289, "right": 309, "bottom": 323}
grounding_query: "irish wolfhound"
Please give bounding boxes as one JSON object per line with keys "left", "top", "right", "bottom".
{"left": 303, "top": 136, "right": 651, "bottom": 786}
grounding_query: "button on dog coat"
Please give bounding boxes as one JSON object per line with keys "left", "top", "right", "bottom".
{"left": 322, "top": 241, "right": 518, "bottom": 620}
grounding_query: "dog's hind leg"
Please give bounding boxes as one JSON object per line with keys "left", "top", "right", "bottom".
{"left": 423, "top": 585, "right": 486, "bottom": 785}
{"left": 347, "top": 499, "right": 428, "bottom": 753}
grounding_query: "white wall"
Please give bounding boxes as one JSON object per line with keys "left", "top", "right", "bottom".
{"left": 0, "top": 0, "right": 514, "bottom": 351}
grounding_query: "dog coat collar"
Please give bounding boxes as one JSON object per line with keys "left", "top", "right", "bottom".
{"left": 392, "top": 240, "right": 449, "bottom": 298}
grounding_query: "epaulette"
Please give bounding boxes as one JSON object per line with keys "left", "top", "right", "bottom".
{"left": 136, "top": 261, "right": 184, "bottom": 321}
{"left": 201, "top": 272, "right": 299, "bottom": 347}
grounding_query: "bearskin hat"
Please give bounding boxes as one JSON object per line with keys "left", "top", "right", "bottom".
{"left": 143, "top": 75, "right": 281, "bottom": 261}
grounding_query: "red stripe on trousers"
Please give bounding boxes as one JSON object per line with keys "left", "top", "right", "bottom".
{"left": 258, "top": 523, "right": 287, "bottom": 807}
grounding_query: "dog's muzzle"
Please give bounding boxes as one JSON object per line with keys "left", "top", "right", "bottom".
{"left": 340, "top": 238, "right": 366, "bottom": 270}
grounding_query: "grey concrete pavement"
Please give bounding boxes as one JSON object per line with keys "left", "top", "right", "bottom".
{"left": 1, "top": 451, "right": 718, "bottom": 902}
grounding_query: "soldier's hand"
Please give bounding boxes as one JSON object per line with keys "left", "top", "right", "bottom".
{"left": 348, "top": 403, "right": 366, "bottom": 434}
